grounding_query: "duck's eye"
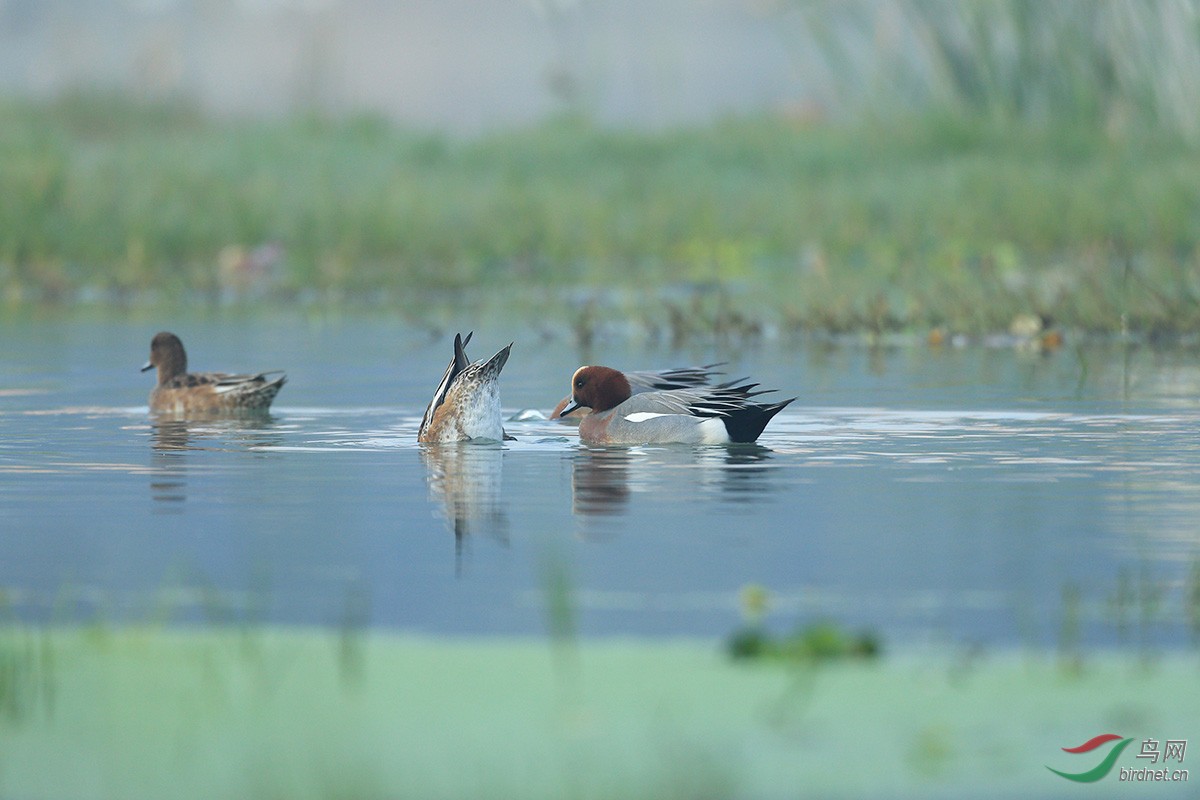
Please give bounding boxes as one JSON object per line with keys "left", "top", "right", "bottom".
{"left": 575, "top": 378, "right": 586, "bottom": 388}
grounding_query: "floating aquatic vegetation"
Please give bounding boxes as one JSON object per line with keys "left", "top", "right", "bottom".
{"left": 726, "top": 584, "right": 880, "bottom": 663}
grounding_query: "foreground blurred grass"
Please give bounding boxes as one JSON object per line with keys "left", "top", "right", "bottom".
{"left": 3, "top": 92, "right": 1200, "bottom": 334}
{"left": 1, "top": 625, "right": 1197, "bottom": 799}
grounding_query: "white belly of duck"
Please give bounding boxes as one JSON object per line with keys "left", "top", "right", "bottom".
{"left": 445, "top": 382, "right": 504, "bottom": 441}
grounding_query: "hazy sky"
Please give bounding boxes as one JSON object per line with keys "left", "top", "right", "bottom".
{"left": 0, "top": 0, "right": 820, "bottom": 132}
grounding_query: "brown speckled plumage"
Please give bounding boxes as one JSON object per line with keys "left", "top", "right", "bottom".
{"left": 418, "top": 332, "right": 512, "bottom": 442}
{"left": 142, "top": 331, "right": 285, "bottom": 415}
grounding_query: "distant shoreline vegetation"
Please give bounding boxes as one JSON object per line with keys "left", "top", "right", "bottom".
{"left": 2, "top": 92, "right": 1199, "bottom": 338}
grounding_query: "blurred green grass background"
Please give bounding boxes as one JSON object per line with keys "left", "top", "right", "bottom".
{"left": 3, "top": 624, "right": 1198, "bottom": 799}
{"left": 3, "top": 1, "right": 1200, "bottom": 336}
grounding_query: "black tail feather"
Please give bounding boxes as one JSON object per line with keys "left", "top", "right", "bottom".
{"left": 721, "top": 398, "right": 796, "bottom": 443}
{"left": 453, "top": 332, "right": 472, "bottom": 373}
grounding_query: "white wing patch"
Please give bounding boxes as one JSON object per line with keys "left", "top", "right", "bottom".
{"left": 624, "top": 411, "right": 669, "bottom": 423}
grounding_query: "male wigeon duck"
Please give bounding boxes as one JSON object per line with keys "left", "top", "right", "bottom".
{"left": 560, "top": 365, "right": 794, "bottom": 445}
{"left": 550, "top": 363, "right": 724, "bottom": 419}
{"left": 418, "top": 332, "right": 513, "bottom": 443}
{"left": 141, "top": 331, "right": 286, "bottom": 414}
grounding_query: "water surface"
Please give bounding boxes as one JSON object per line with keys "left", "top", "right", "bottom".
{"left": 2, "top": 315, "right": 1198, "bottom": 650}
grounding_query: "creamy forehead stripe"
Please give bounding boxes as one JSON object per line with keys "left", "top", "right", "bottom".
{"left": 624, "top": 412, "right": 669, "bottom": 423}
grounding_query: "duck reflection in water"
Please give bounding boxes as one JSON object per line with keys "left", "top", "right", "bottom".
{"left": 149, "top": 418, "right": 190, "bottom": 509}
{"left": 571, "top": 448, "right": 633, "bottom": 517}
{"left": 147, "top": 415, "right": 285, "bottom": 510}
{"left": 570, "top": 443, "right": 781, "bottom": 524}
{"left": 715, "top": 444, "right": 779, "bottom": 501}
{"left": 420, "top": 441, "right": 507, "bottom": 573}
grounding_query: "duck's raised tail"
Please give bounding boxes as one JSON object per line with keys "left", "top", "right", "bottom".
{"left": 721, "top": 397, "right": 795, "bottom": 443}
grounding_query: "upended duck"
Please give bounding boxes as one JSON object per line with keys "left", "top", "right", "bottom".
{"left": 418, "top": 332, "right": 513, "bottom": 442}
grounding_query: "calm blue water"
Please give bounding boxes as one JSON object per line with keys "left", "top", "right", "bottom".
{"left": 2, "top": 314, "right": 1198, "bottom": 649}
